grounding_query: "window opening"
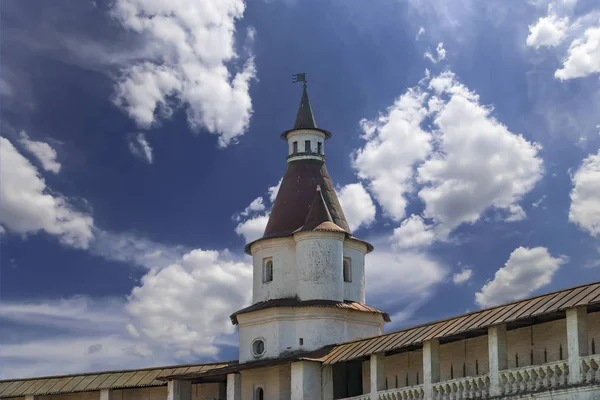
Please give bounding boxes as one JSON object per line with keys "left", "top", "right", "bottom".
{"left": 515, "top": 353, "right": 519, "bottom": 368}
{"left": 299, "top": 338, "right": 304, "bottom": 346}
{"left": 317, "top": 142, "right": 322, "bottom": 154}
{"left": 544, "top": 348, "right": 548, "bottom": 363}
{"left": 450, "top": 365, "right": 453, "bottom": 379}
{"left": 475, "top": 360, "right": 479, "bottom": 375}
{"left": 292, "top": 141, "right": 298, "bottom": 154}
{"left": 255, "top": 387, "right": 264, "bottom": 400}
{"left": 263, "top": 259, "right": 273, "bottom": 283}
{"left": 305, "top": 140, "right": 311, "bottom": 152}
{"left": 462, "top": 363, "right": 466, "bottom": 378}
{"left": 343, "top": 258, "right": 352, "bottom": 282}
{"left": 416, "top": 372, "right": 419, "bottom": 385}
{"left": 592, "top": 338, "right": 596, "bottom": 355}
{"left": 252, "top": 338, "right": 266, "bottom": 358}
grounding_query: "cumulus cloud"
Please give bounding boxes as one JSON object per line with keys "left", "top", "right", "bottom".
{"left": 424, "top": 42, "right": 447, "bottom": 63}
{"left": 0, "top": 137, "right": 94, "bottom": 249}
{"left": 353, "top": 89, "right": 432, "bottom": 221}
{"left": 354, "top": 71, "right": 543, "bottom": 238}
{"left": 110, "top": 0, "right": 256, "bottom": 147}
{"left": 452, "top": 268, "right": 473, "bottom": 285}
{"left": 418, "top": 72, "right": 543, "bottom": 235}
{"left": 128, "top": 132, "right": 153, "bottom": 163}
{"left": 569, "top": 150, "right": 600, "bottom": 237}
{"left": 475, "top": 247, "right": 568, "bottom": 307}
{"left": 526, "top": 10, "right": 570, "bottom": 48}
{"left": 391, "top": 215, "right": 436, "bottom": 250}
{"left": 555, "top": 26, "right": 600, "bottom": 80}
{"left": 126, "top": 248, "right": 252, "bottom": 357}
{"left": 18, "top": 131, "right": 61, "bottom": 173}
{"left": 337, "top": 183, "right": 376, "bottom": 232}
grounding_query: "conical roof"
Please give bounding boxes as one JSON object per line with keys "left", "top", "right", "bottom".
{"left": 294, "top": 85, "right": 317, "bottom": 129}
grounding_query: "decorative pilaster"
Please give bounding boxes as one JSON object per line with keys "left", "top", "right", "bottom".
{"left": 423, "top": 339, "right": 440, "bottom": 399}
{"left": 488, "top": 324, "right": 508, "bottom": 396}
{"left": 370, "top": 353, "right": 385, "bottom": 400}
{"left": 291, "top": 361, "right": 322, "bottom": 400}
{"left": 167, "top": 379, "right": 191, "bottom": 400}
{"left": 567, "top": 306, "right": 589, "bottom": 384}
{"left": 321, "top": 364, "right": 334, "bottom": 400}
{"left": 100, "top": 389, "right": 112, "bottom": 400}
{"left": 226, "top": 373, "right": 241, "bottom": 400}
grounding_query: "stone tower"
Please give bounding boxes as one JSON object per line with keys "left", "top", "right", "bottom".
{"left": 230, "top": 83, "right": 389, "bottom": 363}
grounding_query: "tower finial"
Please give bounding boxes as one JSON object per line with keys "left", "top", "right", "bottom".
{"left": 292, "top": 73, "right": 316, "bottom": 129}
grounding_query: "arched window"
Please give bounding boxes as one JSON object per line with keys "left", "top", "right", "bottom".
{"left": 343, "top": 258, "right": 352, "bottom": 282}
{"left": 255, "top": 387, "right": 264, "bottom": 400}
{"left": 263, "top": 258, "right": 273, "bottom": 283}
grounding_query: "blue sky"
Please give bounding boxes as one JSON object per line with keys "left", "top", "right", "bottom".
{"left": 1, "top": 0, "right": 600, "bottom": 379}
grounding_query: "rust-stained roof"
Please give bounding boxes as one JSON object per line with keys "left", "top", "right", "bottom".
{"left": 245, "top": 159, "right": 356, "bottom": 254}
{"left": 311, "top": 281, "right": 600, "bottom": 364}
{"left": 230, "top": 298, "right": 391, "bottom": 325}
{"left": 0, "top": 361, "right": 235, "bottom": 398}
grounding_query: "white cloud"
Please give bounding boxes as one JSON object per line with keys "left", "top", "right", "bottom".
{"left": 526, "top": 10, "right": 569, "bottom": 48}
{"left": 391, "top": 215, "right": 436, "bottom": 250}
{"left": 416, "top": 26, "right": 426, "bottom": 40}
{"left": 425, "top": 42, "right": 446, "bottom": 64}
{"left": 452, "top": 268, "right": 472, "bottom": 285}
{"left": 18, "top": 131, "right": 61, "bottom": 173}
{"left": 110, "top": 0, "right": 256, "bottom": 147}
{"left": 424, "top": 42, "right": 447, "bottom": 63}
{"left": 268, "top": 178, "right": 283, "bottom": 203}
{"left": 352, "top": 88, "right": 432, "bottom": 221}
{"left": 417, "top": 72, "right": 543, "bottom": 235}
{"left": 128, "top": 132, "right": 153, "bottom": 163}
{"left": 0, "top": 137, "right": 94, "bottom": 249}
{"left": 235, "top": 214, "right": 269, "bottom": 244}
{"left": 505, "top": 205, "right": 527, "bottom": 222}
{"left": 366, "top": 240, "right": 447, "bottom": 325}
{"left": 126, "top": 248, "right": 252, "bottom": 357}
{"left": 240, "top": 197, "right": 265, "bottom": 217}
{"left": 569, "top": 150, "right": 600, "bottom": 237}
{"left": 555, "top": 26, "right": 600, "bottom": 80}
{"left": 337, "top": 183, "right": 376, "bottom": 232}
{"left": 475, "top": 246, "right": 567, "bottom": 307}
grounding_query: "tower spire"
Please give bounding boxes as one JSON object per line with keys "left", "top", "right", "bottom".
{"left": 292, "top": 73, "right": 317, "bottom": 129}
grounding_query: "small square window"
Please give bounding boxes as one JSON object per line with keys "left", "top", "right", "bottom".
{"left": 343, "top": 258, "right": 352, "bottom": 282}
{"left": 263, "top": 258, "right": 273, "bottom": 283}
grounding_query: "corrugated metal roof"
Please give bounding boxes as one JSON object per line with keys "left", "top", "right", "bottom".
{"left": 0, "top": 361, "right": 235, "bottom": 398}
{"left": 230, "top": 298, "right": 390, "bottom": 325}
{"left": 314, "top": 280, "right": 600, "bottom": 364}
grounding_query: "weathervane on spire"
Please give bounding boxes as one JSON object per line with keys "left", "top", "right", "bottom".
{"left": 292, "top": 73, "right": 307, "bottom": 88}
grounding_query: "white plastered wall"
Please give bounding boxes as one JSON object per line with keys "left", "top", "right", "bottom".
{"left": 343, "top": 239, "right": 367, "bottom": 303}
{"left": 240, "top": 364, "right": 291, "bottom": 400}
{"left": 294, "top": 232, "right": 344, "bottom": 301}
{"left": 252, "top": 237, "right": 297, "bottom": 303}
{"left": 286, "top": 130, "right": 327, "bottom": 157}
{"left": 379, "top": 349, "right": 424, "bottom": 390}
{"left": 238, "top": 307, "right": 383, "bottom": 362}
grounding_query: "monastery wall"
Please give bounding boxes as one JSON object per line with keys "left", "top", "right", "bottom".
{"left": 240, "top": 364, "right": 291, "bottom": 400}
{"left": 342, "top": 240, "right": 367, "bottom": 304}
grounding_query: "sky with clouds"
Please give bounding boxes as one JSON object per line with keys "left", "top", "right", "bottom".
{"left": 1, "top": 0, "right": 599, "bottom": 379}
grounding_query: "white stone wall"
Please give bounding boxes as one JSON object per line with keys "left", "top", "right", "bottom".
{"left": 240, "top": 364, "right": 291, "bottom": 400}
{"left": 237, "top": 307, "right": 383, "bottom": 362}
{"left": 439, "top": 335, "right": 489, "bottom": 381}
{"left": 294, "top": 232, "right": 345, "bottom": 302}
{"left": 291, "top": 361, "right": 322, "bottom": 400}
{"left": 33, "top": 385, "right": 222, "bottom": 400}
{"left": 506, "top": 319, "right": 567, "bottom": 368}
{"left": 342, "top": 239, "right": 367, "bottom": 303}
{"left": 286, "top": 130, "right": 327, "bottom": 157}
{"left": 251, "top": 237, "right": 297, "bottom": 303}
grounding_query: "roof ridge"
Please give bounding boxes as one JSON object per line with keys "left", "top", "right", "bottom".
{"left": 0, "top": 360, "right": 238, "bottom": 383}
{"left": 331, "top": 279, "right": 600, "bottom": 348}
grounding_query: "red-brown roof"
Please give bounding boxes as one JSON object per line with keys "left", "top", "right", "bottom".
{"left": 245, "top": 159, "right": 352, "bottom": 253}
{"left": 230, "top": 298, "right": 391, "bottom": 325}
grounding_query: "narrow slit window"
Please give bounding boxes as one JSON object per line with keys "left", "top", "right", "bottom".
{"left": 292, "top": 141, "right": 298, "bottom": 154}
{"left": 317, "top": 142, "right": 322, "bottom": 154}
{"left": 343, "top": 258, "right": 352, "bottom": 282}
{"left": 305, "top": 140, "right": 311, "bottom": 152}
{"left": 263, "top": 259, "right": 273, "bottom": 283}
